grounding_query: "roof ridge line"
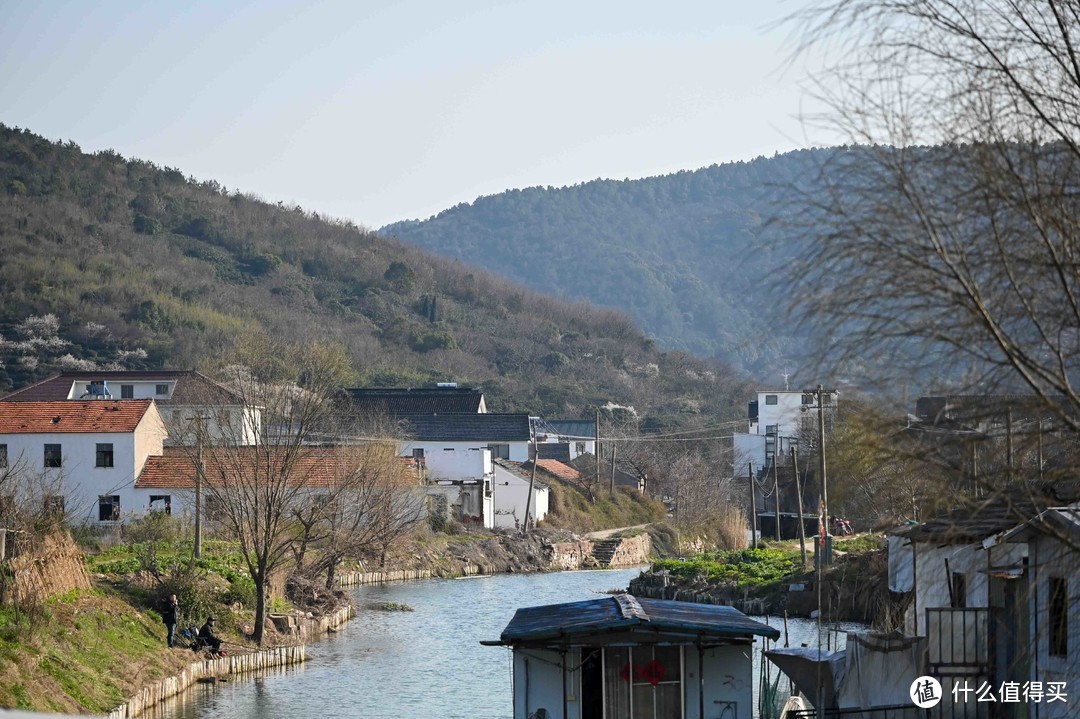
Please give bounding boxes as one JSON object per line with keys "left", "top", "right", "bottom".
{"left": 613, "top": 593, "right": 650, "bottom": 622}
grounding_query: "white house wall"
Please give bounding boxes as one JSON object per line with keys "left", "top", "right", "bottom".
{"left": 160, "top": 405, "right": 260, "bottom": 446}
{"left": 0, "top": 432, "right": 138, "bottom": 524}
{"left": 904, "top": 541, "right": 1027, "bottom": 634}
{"left": 511, "top": 644, "right": 755, "bottom": 719}
{"left": 1029, "top": 534, "right": 1079, "bottom": 719}
{"left": 404, "top": 439, "right": 531, "bottom": 468}
{"left": 492, "top": 464, "right": 548, "bottom": 529}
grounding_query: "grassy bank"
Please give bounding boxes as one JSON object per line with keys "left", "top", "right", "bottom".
{"left": 0, "top": 587, "right": 197, "bottom": 713}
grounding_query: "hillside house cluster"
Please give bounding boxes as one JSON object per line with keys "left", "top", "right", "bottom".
{"left": 0, "top": 373, "right": 607, "bottom": 530}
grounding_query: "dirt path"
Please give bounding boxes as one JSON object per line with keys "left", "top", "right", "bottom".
{"left": 584, "top": 523, "right": 652, "bottom": 540}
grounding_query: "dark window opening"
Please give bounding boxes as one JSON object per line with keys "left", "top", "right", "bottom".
{"left": 412, "top": 448, "right": 424, "bottom": 459}
{"left": 44, "top": 444, "right": 62, "bottom": 468}
{"left": 98, "top": 495, "right": 121, "bottom": 522}
{"left": 765, "top": 394, "right": 779, "bottom": 405}
{"left": 149, "top": 495, "right": 172, "bottom": 514}
{"left": 121, "top": 384, "right": 134, "bottom": 399}
{"left": 951, "top": 572, "right": 967, "bottom": 608}
{"left": 576, "top": 442, "right": 586, "bottom": 454}
{"left": 0, "top": 443, "right": 6, "bottom": 468}
{"left": 155, "top": 384, "right": 169, "bottom": 395}
{"left": 1050, "top": 576, "right": 1068, "bottom": 657}
{"left": 488, "top": 443, "right": 510, "bottom": 460}
{"left": 95, "top": 443, "right": 114, "bottom": 468}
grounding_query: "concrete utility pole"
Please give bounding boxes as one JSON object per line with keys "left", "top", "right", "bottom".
{"left": 610, "top": 445, "right": 617, "bottom": 494}
{"left": 773, "top": 450, "right": 782, "bottom": 541}
{"left": 791, "top": 446, "right": 808, "bottom": 565}
{"left": 523, "top": 431, "right": 537, "bottom": 534}
{"left": 595, "top": 409, "right": 601, "bottom": 489}
{"left": 748, "top": 462, "right": 757, "bottom": 549}
{"left": 804, "top": 385, "right": 833, "bottom": 566}
{"left": 192, "top": 415, "right": 207, "bottom": 559}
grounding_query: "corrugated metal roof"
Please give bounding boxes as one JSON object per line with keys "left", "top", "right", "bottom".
{"left": 497, "top": 594, "right": 780, "bottom": 645}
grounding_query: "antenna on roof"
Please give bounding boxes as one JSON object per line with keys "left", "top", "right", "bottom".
{"left": 781, "top": 371, "right": 790, "bottom": 391}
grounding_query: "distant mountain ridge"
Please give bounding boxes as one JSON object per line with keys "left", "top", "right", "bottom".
{"left": 382, "top": 149, "right": 832, "bottom": 378}
{"left": 0, "top": 124, "right": 752, "bottom": 423}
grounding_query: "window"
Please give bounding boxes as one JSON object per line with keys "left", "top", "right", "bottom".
{"left": 576, "top": 441, "right": 587, "bottom": 454}
{"left": 149, "top": 495, "right": 172, "bottom": 514}
{"left": 488, "top": 443, "right": 510, "bottom": 460}
{"left": 0, "top": 444, "right": 6, "bottom": 468}
{"left": 584, "top": 645, "right": 682, "bottom": 719}
{"left": 98, "top": 495, "right": 121, "bottom": 522}
{"left": 44, "top": 444, "right": 62, "bottom": 468}
{"left": 765, "top": 394, "right": 778, "bottom": 405}
{"left": 802, "top": 393, "right": 815, "bottom": 405}
{"left": 412, "top": 448, "right": 425, "bottom": 459}
{"left": 1050, "top": 577, "right": 1068, "bottom": 657}
{"left": 155, "top": 383, "right": 169, "bottom": 396}
{"left": 95, "top": 443, "right": 114, "bottom": 468}
{"left": 765, "top": 424, "right": 778, "bottom": 436}
{"left": 121, "top": 384, "right": 134, "bottom": 399}
{"left": 951, "top": 572, "right": 967, "bottom": 608}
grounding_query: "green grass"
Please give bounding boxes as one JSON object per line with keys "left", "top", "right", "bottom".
{"left": 651, "top": 547, "right": 800, "bottom": 588}
{"left": 833, "top": 533, "right": 885, "bottom": 554}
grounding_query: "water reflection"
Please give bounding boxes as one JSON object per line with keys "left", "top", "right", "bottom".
{"left": 146, "top": 569, "right": 862, "bottom": 719}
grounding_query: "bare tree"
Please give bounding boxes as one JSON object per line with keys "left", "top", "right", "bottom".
{"left": 791, "top": 1, "right": 1080, "bottom": 439}
{"left": 192, "top": 337, "right": 354, "bottom": 644}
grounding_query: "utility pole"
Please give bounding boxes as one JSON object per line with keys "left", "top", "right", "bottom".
{"left": 1038, "top": 415, "right": 1044, "bottom": 482}
{"left": 595, "top": 409, "right": 601, "bottom": 489}
{"left": 773, "top": 452, "right": 782, "bottom": 541}
{"left": 610, "top": 445, "right": 617, "bottom": 494}
{"left": 192, "top": 415, "right": 206, "bottom": 559}
{"left": 1006, "top": 404, "right": 1014, "bottom": 483}
{"left": 748, "top": 462, "right": 757, "bottom": 549}
{"left": 791, "top": 446, "right": 807, "bottom": 565}
{"left": 523, "top": 432, "right": 537, "bottom": 534}
{"left": 804, "top": 385, "right": 833, "bottom": 566}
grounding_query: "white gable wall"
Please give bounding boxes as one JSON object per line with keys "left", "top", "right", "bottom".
{"left": 492, "top": 464, "right": 549, "bottom": 529}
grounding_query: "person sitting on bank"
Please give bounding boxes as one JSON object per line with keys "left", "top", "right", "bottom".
{"left": 199, "top": 615, "right": 223, "bottom": 653}
{"left": 161, "top": 594, "right": 179, "bottom": 647}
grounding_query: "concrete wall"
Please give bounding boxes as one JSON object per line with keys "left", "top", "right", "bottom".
{"left": 1029, "top": 533, "right": 1079, "bottom": 719}
{"left": 492, "top": 463, "right": 548, "bottom": 529}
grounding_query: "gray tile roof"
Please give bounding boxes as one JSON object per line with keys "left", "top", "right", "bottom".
{"left": 399, "top": 413, "right": 531, "bottom": 442}
{"left": 341, "top": 387, "right": 484, "bottom": 414}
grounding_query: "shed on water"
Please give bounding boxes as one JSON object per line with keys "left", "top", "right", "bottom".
{"left": 482, "top": 593, "right": 780, "bottom": 719}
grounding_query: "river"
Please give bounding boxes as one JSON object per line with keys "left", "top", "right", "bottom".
{"left": 147, "top": 568, "right": 862, "bottom": 719}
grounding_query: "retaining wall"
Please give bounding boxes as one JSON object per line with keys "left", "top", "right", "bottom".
{"left": 107, "top": 645, "right": 306, "bottom": 718}
{"left": 336, "top": 568, "right": 433, "bottom": 587}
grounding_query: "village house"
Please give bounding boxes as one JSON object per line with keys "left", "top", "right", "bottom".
{"left": 339, "top": 383, "right": 487, "bottom": 415}
{"left": 0, "top": 370, "right": 260, "bottom": 446}
{"left": 483, "top": 593, "right": 779, "bottom": 719}
{"left": 0, "top": 399, "right": 168, "bottom": 523}
{"left": 492, "top": 459, "right": 552, "bottom": 529}
{"left": 885, "top": 482, "right": 1080, "bottom": 718}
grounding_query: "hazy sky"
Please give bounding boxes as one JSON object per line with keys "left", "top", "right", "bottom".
{"left": 1, "top": 0, "right": 830, "bottom": 228}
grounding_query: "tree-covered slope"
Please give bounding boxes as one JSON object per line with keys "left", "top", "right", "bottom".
{"left": 382, "top": 150, "right": 832, "bottom": 376}
{"left": 0, "top": 124, "right": 751, "bottom": 421}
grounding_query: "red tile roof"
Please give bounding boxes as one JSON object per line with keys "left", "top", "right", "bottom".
{"left": 0, "top": 400, "right": 155, "bottom": 434}
{"left": 136, "top": 446, "right": 404, "bottom": 489}
{"left": 533, "top": 459, "right": 580, "bottom": 481}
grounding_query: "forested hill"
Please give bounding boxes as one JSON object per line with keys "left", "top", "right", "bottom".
{"left": 382, "top": 149, "right": 832, "bottom": 376}
{"left": 0, "top": 124, "right": 752, "bottom": 421}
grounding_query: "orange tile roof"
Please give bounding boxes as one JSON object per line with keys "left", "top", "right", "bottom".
{"left": 0, "top": 400, "right": 154, "bottom": 434}
{"left": 534, "top": 459, "right": 580, "bottom": 481}
{"left": 136, "top": 446, "right": 398, "bottom": 489}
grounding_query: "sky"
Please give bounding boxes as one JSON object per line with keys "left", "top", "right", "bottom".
{"left": 0, "top": 0, "right": 832, "bottom": 229}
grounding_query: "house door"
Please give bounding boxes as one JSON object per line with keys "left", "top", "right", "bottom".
{"left": 581, "top": 646, "right": 683, "bottom": 719}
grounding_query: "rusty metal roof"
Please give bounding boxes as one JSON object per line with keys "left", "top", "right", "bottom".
{"left": 494, "top": 594, "right": 780, "bottom": 646}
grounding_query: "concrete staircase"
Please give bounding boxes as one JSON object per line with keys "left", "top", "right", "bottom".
{"left": 590, "top": 538, "right": 621, "bottom": 567}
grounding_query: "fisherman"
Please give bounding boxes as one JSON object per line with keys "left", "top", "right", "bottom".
{"left": 199, "top": 615, "right": 223, "bottom": 654}
{"left": 161, "top": 594, "right": 179, "bottom": 647}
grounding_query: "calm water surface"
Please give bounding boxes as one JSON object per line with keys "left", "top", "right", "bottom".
{"left": 148, "top": 568, "right": 862, "bottom": 719}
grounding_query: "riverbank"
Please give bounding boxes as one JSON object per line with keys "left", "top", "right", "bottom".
{"left": 629, "top": 535, "right": 898, "bottom": 625}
